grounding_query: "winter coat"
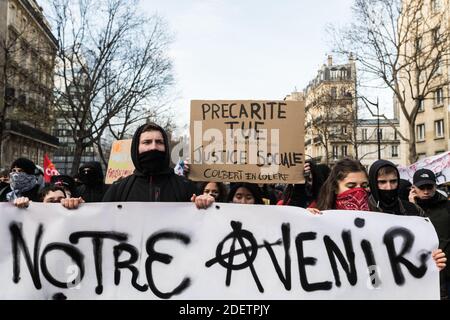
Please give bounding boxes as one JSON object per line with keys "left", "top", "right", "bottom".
{"left": 102, "top": 123, "right": 198, "bottom": 202}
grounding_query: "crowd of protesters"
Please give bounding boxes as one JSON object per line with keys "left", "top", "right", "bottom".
{"left": 0, "top": 122, "right": 449, "bottom": 299}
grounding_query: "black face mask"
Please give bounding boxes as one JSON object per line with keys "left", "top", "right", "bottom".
{"left": 138, "top": 150, "right": 167, "bottom": 175}
{"left": 378, "top": 189, "right": 398, "bottom": 205}
{"left": 79, "top": 169, "right": 99, "bottom": 186}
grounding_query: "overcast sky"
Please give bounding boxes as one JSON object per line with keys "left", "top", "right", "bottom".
{"left": 140, "top": 0, "right": 361, "bottom": 135}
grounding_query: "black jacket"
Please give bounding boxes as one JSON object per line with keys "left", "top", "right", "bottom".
{"left": 368, "top": 195, "right": 425, "bottom": 216}
{"left": 0, "top": 183, "right": 11, "bottom": 202}
{"left": 416, "top": 192, "right": 450, "bottom": 280}
{"left": 368, "top": 160, "right": 424, "bottom": 216}
{"left": 76, "top": 161, "right": 109, "bottom": 202}
{"left": 102, "top": 123, "right": 198, "bottom": 202}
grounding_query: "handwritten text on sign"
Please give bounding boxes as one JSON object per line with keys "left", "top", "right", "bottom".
{"left": 0, "top": 203, "right": 439, "bottom": 299}
{"left": 105, "top": 139, "right": 134, "bottom": 184}
{"left": 189, "top": 100, "right": 305, "bottom": 183}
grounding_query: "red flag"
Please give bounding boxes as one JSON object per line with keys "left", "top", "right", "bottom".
{"left": 44, "top": 154, "right": 60, "bottom": 183}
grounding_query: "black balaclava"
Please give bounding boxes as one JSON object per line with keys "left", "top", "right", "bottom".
{"left": 369, "top": 160, "right": 400, "bottom": 213}
{"left": 78, "top": 161, "right": 104, "bottom": 186}
{"left": 131, "top": 123, "right": 172, "bottom": 176}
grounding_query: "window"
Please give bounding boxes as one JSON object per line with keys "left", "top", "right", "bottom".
{"left": 415, "top": 37, "right": 422, "bottom": 53}
{"left": 435, "top": 59, "right": 443, "bottom": 75}
{"left": 435, "top": 119, "right": 444, "bottom": 138}
{"left": 431, "top": 0, "right": 442, "bottom": 12}
{"left": 392, "top": 145, "right": 399, "bottom": 157}
{"left": 394, "top": 130, "right": 398, "bottom": 140}
{"left": 435, "top": 88, "right": 444, "bottom": 105}
{"left": 362, "top": 128, "right": 368, "bottom": 140}
{"left": 330, "top": 87, "right": 337, "bottom": 99}
{"left": 432, "top": 27, "right": 440, "bottom": 44}
{"left": 341, "top": 145, "right": 348, "bottom": 157}
{"left": 332, "top": 146, "right": 339, "bottom": 159}
{"left": 377, "top": 129, "right": 383, "bottom": 140}
{"left": 417, "top": 124, "right": 425, "bottom": 141}
{"left": 342, "top": 125, "right": 347, "bottom": 134}
{"left": 330, "top": 69, "right": 339, "bottom": 80}
{"left": 418, "top": 98, "right": 425, "bottom": 112}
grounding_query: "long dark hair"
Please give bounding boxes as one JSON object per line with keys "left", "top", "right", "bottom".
{"left": 281, "top": 160, "right": 330, "bottom": 206}
{"left": 227, "top": 183, "right": 264, "bottom": 205}
{"left": 315, "top": 158, "right": 368, "bottom": 210}
{"left": 198, "top": 181, "right": 228, "bottom": 202}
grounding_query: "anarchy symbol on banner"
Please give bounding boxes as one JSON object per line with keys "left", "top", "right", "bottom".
{"left": 205, "top": 220, "right": 281, "bottom": 293}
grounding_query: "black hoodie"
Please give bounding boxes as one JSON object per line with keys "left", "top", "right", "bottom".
{"left": 102, "top": 123, "right": 198, "bottom": 202}
{"left": 76, "top": 161, "right": 109, "bottom": 202}
{"left": 368, "top": 159, "right": 424, "bottom": 216}
{"left": 416, "top": 191, "right": 450, "bottom": 280}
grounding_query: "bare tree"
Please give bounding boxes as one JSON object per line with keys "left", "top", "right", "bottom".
{"left": 305, "top": 83, "right": 357, "bottom": 165}
{"left": 50, "top": 0, "right": 174, "bottom": 175}
{"left": 330, "top": 0, "right": 450, "bottom": 163}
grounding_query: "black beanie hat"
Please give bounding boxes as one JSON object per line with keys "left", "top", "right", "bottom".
{"left": 11, "top": 158, "right": 36, "bottom": 175}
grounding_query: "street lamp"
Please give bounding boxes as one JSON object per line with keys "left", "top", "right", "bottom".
{"left": 360, "top": 96, "right": 381, "bottom": 160}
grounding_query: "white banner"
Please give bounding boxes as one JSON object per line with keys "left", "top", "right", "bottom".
{"left": 398, "top": 151, "right": 450, "bottom": 185}
{"left": 0, "top": 202, "right": 440, "bottom": 300}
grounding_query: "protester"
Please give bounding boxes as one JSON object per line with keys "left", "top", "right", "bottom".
{"left": 102, "top": 123, "right": 198, "bottom": 202}
{"left": 76, "top": 161, "right": 109, "bottom": 202}
{"left": 50, "top": 174, "right": 78, "bottom": 198}
{"left": 194, "top": 182, "right": 264, "bottom": 209}
{"left": 260, "top": 184, "right": 281, "bottom": 205}
{"left": 35, "top": 165, "right": 46, "bottom": 192}
{"left": 13, "top": 185, "right": 84, "bottom": 209}
{"left": 227, "top": 183, "right": 264, "bottom": 205}
{"left": 198, "top": 181, "right": 228, "bottom": 202}
{"left": 278, "top": 161, "right": 330, "bottom": 208}
{"left": 0, "top": 169, "right": 11, "bottom": 202}
{"left": 368, "top": 160, "right": 424, "bottom": 216}
{"left": 6, "top": 158, "right": 40, "bottom": 202}
{"left": 411, "top": 169, "right": 450, "bottom": 299}
{"left": 309, "top": 158, "right": 369, "bottom": 213}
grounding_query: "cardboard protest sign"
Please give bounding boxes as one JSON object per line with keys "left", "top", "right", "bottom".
{"left": 0, "top": 202, "right": 439, "bottom": 300}
{"left": 398, "top": 151, "right": 450, "bottom": 185}
{"left": 105, "top": 139, "right": 134, "bottom": 184}
{"left": 189, "top": 100, "right": 305, "bottom": 184}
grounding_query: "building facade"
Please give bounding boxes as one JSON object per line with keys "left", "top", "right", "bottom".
{"left": 398, "top": 0, "right": 450, "bottom": 164}
{"left": 287, "top": 55, "right": 402, "bottom": 167}
{"left": 0, "top": 0, "right": 58, "bottom": 168}
{"left": 357, "top": 119, "right": 402, "bottom": 168}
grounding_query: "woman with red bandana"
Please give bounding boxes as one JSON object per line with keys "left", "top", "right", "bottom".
{"left": 307, "top": 158, "right": 369, "bottom": 214}
{"left": 307, "top": 158, "right": 446, "bottom": 276}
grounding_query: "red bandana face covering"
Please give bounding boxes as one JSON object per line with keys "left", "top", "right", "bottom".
{"left": 335, "top": 187, "right": 369, "bottom": 211}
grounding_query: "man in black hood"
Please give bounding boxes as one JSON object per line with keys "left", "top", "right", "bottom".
{"left": 102, "top": 123, "right": 198, "bottom": 202}
{"left": 77, "top": 161, "right": 109, "bottom": 202}
{"left": 368, "top": 159, "right": 424, "bottom": 216}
